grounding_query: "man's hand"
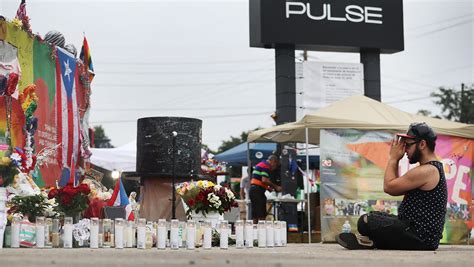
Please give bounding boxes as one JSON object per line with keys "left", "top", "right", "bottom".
{"left": 274, "top": 185, "right": 282, "bottom": 192}
{"left": 389, "top": 137, "right": 405, "bottom": 161}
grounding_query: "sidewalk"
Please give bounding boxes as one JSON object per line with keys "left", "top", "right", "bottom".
{"left": 1, "top": 243, "right": 473, "bottom": 267}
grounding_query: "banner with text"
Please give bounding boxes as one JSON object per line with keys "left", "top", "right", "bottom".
{"left": 320, "top": 129, "right": 473, "bottom": 244}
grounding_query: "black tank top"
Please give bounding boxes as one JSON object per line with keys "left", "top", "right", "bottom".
{"left": 398, "top": 161, "right": 447, "bottom": 249}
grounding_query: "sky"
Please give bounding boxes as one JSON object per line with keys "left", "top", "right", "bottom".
{"left": 1, "top": 0, "right": 473, "bottom": 151}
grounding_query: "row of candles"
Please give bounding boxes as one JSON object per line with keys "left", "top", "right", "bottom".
{"left": 10, "top": 217, "right": 288, "bottom": 249}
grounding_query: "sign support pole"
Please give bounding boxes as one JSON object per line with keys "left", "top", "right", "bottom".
{"left": 360, "top": 50, "right": 381, "bottom": 101}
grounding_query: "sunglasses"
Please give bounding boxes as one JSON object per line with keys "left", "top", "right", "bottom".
{"left": 405, "top": 140, "right": 420, "bottom": 147}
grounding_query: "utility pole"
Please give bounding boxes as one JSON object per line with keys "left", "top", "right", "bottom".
{"left": 460, "top": 83, "right": 465, "bottom": 123}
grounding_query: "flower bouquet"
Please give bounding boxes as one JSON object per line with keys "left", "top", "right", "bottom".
{"left": 176, "top": 180, "right": 238, "bottom": 217}
{"left": 47, "top": 183, "right": 91, "bottom": 217}
{"left": 7, "top": 191, "right": 55, "bottom": 222}
{"left": 201, "top": 158, "right": 227, "bottom": 177}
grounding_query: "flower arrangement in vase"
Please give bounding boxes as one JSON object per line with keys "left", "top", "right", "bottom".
{"left": 47, "top": 183, "right": 91, "bottom": 218}
{"left": 176, "top": 180, "right": 238, "bottom": 217}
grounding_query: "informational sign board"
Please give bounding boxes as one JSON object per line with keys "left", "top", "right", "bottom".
{"left": 296, "top": 61, "right": 364, "bottom": 119}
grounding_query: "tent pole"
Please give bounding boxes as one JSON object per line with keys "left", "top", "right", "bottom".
{"left": 246, "top": 142, "right": 251, "bottom": 177}
{"left": 305, "top": 127, "right": 311, "bottom": 243}
{"left": 246, "top": 142, "right": 252, "bottom": 221}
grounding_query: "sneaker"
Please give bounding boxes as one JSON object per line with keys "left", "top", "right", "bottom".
{"left": 336, "top": 233, "right": 374, "bottom": 250}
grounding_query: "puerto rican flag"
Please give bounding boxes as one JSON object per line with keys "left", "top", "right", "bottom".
{"left": 108, "top": 178, "right": 135, "bottom": 221}
{"left": 55, "top": 47, "right": 80, "bottom": 177}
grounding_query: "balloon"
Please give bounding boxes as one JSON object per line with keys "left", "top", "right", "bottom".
{"left": 44, "top": 30, "right": 66, "bottom": 47}
{"left": 30, "top": 117, "right": 38, "bottom": 134}
{"left": 6, "top": 72, "right": 19, "bottom": 96}
{"left": 64, "top": 44, "right": 77, "bottom": 57}
{"left": 0, "top": 75, "right": 6, "bottom": 95}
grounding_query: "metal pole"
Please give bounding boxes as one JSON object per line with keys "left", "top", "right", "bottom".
{"left": 305, "top": 127, "right": 311, "bottom": 243}
{"left": 246, "top": 142, "right": 251, "bottom": 177}
{"left": 246, "top": 142, "right": 252, "bottom": 220}
{"left": 171, "top": 131, "right": 177, "bottom": 219}
{"left": 461, "top": 83, "right": 465, "bottom": 123}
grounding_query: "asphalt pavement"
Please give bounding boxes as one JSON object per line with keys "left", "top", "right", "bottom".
{"left": 1, "top": 243, "right": 473, "bottom": 267}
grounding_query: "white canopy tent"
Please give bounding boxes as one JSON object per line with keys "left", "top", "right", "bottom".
{"left": 90, "top": 141, "right": 137, "bottom": 172}
{"left": 249, "top": 95, "right": 474, "bottom": 144}
{"left": 90, "top": 141, "right": 211, "bottom": 172}
{"left": 247, "top": 95, "right": 474, "bottom": 243}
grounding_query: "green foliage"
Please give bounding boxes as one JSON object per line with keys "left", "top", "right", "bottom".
{"left": 8, "top": 194, "right": 49, "bottom": 222}
{"left": 416, "top": 109, "right": 441, "bottom": 119}
{"left": 430, "top": 84, "right": 474, "bottom": 123}
{"left": 93, "top": 125, "right": 114, "bottom": 148}
{"left": 217, "top": 127, "right": 262, "bottom": 154}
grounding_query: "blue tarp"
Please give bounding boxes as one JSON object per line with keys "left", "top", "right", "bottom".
{"left": 215, "top": 142, "right": 319, "bottom": 167}
{"left": 215, "top": 143, "right": 276, "bottom": 166}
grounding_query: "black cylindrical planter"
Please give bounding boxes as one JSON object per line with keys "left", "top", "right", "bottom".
{"left": 136, "top": 117, "right": 202, "bottom": 178}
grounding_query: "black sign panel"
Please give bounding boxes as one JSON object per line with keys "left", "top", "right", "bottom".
{"left": 250, "top": 0, "right": 404, "bottom": 53}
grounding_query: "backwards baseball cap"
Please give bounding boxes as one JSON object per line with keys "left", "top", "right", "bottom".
{"left": 396, "top": 122, "right": 437, "bottom": 142}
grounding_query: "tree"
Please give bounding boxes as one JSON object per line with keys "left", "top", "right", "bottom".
{"left": 93, "top": 125, "right": 114, "bottom": 148}
{"left": 201, "top": 144, "right": 216, "bottom": 155}
{"left": 431, "top": 84, "right": 474, "bottom": 123}
{"left": 416, "top": 109, "right": 441, "bottom": 119}
{"left": 217, "top": 127, "right": 261, "bottom": 154}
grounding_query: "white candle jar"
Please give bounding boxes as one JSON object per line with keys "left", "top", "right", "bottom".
{"left": 90, "top": 218, "right": 99, "bottom": 249}
{"left": 63, "top": 217, "right": 73, "bottom": 248}
{"left": 219, "top": 220, "right": 229, "bottom": 249}
{"left": 170, "top": 219, "right": 179, "bottom": 250}
{"left": 136, "top": 218, "right": 146, "bottom": 249}
{"left": 157, "top": 219, "right": 167, "bottom": 249}
{"left": 35, "top": 217, "right": 45, "bottom": 248}
{"left": 235, "top": 220, "right": 244, "bottom": 249}
{"left": 114, "top": 218, "right": 124, "bottom": 249}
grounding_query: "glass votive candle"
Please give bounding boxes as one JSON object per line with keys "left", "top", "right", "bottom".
{"left": 110, "top": 220, "right": 115, "bottom": 248}
{"left": 145, "top": 221, "right": 153, "bottom": 249}
{"left": 114, "top": 218, "right": 124, "bottom": 249}
{"left": 273, "top": 221, "right": 282, "bottom": 247}
{"left": 131, "top": 221, "right": 137, "bottom": 247}
{"left": 45, "top": 218, "right": 52, "bottom": 248}
{"left": 170, "top": 219, "right": 179, "bottom": 250}
{"left": 266, "top": 220, "right": 274, "bottom": 247}
{"left": 102, "top": 219, "right": 112, "bottom": 248}
{"left": 63, "top": 217, "right": 73, "bottom": 248}
{"left": 90, "top": 218, "right": 99, "bottom": 249}
{"left": 219, "top": 220, "right": 229, "bottom": 249}
{"left": 136, "top": 218, "right": 146, "bottom": 249}
{"left": 125, "top": 221, "right": 134, "bottom": 248}
{"left": 257, "top": 220, "right": 266, "bottom": 248}
{"left": 11, "top": 216, "right": 21, "bottom": 248}
{"left": 157, "top": 219, "right": 167, "bottom": 249}
{"left": 281, "top": 221, "right": 287, "bottom": 246}
{"left": 178, "top": 221, "right": 186, "bottom": 248}
{"left": 52, "top": 218, "right": 60, "bottom": 248}
{"left": 235, "top": 220, "right": 244, "bottom": 249}
{"left": 35, "top": 217, "right": 45, "bottom": 248}
{"left": 202, "top": 221, "right": 212, "bottom": 250}
{"left": 244, "top": 220, "right": 254, "bottom": 248}
{"left": 98, "top": 219, "right": 104, "bottom": 248}
{"left": 253, "top": 224, "right": 258, "bottom": 241}
{"left": 186, "top": 220, "right": 195, "bottom": 250}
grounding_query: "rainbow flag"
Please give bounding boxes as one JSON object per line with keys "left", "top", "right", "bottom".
{"left": 79, "top": 36, "right": 95, "bottom": 82}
